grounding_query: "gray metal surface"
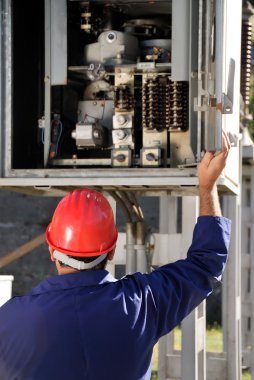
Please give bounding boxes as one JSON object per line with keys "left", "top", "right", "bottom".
{"left": 1, "top": 0, "right": 12, "bottom": 178}
{"left": 44, "top": 0, "right": 52, "bottom": 167}
{"left": 50, "top": 0, "right": 67, "bottom": 85}
{"left": 171, "top": 0, "right": 190, "bottom": 81}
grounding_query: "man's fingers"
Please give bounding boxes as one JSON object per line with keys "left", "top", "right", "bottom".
{"left": 212, "top": 130, "right": 231, "bottom": 159}
{"left": 222, "top": 130, "right": 231, "bottom": 153}
{"left": 200, "top": 130, "right": 231, "bottom": 168}
{"left": 200, "top": 151, "right": 215, "bottom": 167}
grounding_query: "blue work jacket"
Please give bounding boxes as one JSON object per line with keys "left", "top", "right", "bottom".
{"left": 0, "top": 216, "right": 231, "bottom": 380}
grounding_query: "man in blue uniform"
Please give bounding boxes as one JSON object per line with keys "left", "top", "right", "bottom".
{"left": 0, "top": 132, "right": 231, "bottom": 380}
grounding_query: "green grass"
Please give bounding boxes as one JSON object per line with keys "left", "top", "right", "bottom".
{"left": 172, "top": 325, "right": 223, "bottom": 352}
{"left": 151, "top": 326, "right": 251, "bottom": 379}
{"left": 243, "top": 368, "right": 251, "bottom": 380}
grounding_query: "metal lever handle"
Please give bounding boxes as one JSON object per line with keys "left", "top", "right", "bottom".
{"left": 217, "top": 58, "right": 235, "bottom": 114}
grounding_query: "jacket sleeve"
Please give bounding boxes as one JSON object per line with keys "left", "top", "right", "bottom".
{"left": 138, "top": 215, "right": 231, "bottom": 338}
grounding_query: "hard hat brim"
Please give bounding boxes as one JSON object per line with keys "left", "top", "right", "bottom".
{"left": 45, "top": 224, "right": 118, "bottom": 257}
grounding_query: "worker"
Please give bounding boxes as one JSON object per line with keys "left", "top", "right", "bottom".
{"left": 0, "top": 131, "right": 231, "bottom": 380}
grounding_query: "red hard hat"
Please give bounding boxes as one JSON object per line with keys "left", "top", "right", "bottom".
{"left": 46, "top": 188, "right": 118, "bottom": 257}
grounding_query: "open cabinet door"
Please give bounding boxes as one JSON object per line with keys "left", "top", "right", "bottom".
{"left": 220, "top": 0, "right": 242, "bottom": 188}
{"left": 195, "top": 0, "right": 242, "bottom": 190}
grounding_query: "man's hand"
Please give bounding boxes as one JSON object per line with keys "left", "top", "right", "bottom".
{"left": 198, "top": 130, "right": 231, "bottom": 191}
{"left": 198, "top": 130, "right": 231, "bottom": 216}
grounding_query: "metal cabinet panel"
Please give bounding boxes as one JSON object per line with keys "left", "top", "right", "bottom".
{"left": 0, "top": 0, "right": 242, "bottom": 194}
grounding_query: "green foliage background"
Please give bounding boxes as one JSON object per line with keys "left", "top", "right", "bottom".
{"left": 248, "top": 80, "right": 254, "bottom": 140}
{"left": 246, "top": 4, "right": 254, "bottom": 140}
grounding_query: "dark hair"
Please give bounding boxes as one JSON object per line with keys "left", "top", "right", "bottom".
{"left": 58, "top": 253, "right": 110, "bottom": 271}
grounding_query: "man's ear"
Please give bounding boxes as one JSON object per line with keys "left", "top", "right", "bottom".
{"left": 107, "top": 248, "right": 116, "bottom": 261}
{"left": 49, "top": 247, "right": 56, "bottom": 262}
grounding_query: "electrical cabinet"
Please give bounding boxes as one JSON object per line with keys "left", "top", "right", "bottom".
{"left": 0, "top": 0, "right": 242, "bottom": 193}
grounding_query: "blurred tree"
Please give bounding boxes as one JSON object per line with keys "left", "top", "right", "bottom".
{"left": 242, "top": 1, "right": 254, "bottom": 139}
{"left": 247, "top": 81, "right": 254, "bottom": 140}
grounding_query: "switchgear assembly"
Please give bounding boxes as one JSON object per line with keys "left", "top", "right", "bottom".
{"left": 0, "top": 0, "right": 242, "bottom": 192}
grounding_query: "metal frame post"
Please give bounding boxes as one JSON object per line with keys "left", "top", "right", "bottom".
{"left": 249, "top": 165, "right": 254, "bottom": 378}
{"left": 158, "top": 195, "right": 179, "bottom": 380}
{"left": 222, "top": 194, "right": 242, "bottom": 380}
{"left": 181, "top": 196, "right": 206, "bottom": 380}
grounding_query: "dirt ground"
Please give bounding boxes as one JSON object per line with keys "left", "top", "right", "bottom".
{"left": 0, "top": 189, "right": 159, "bottom": 296}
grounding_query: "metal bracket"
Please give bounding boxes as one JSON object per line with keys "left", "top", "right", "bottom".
{"left": 194, "top": 58, "right": 235, "bottom": 115}
{"left": 194, "top": 94, "right": 217, "bottom": 112}
{"left": 194, "top": 92, "right": 233, "bottom": 114}
{"left": 220, "top": 93, "right": 233, "bottom": 114}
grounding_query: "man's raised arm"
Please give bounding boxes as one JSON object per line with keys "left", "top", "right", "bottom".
{"left": 198, "top": 130, "right": 231, "bottom": 216}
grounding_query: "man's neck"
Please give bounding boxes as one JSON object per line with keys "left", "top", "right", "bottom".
{"left": 56, "top": 261, "right": 79, "bottom": 275}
